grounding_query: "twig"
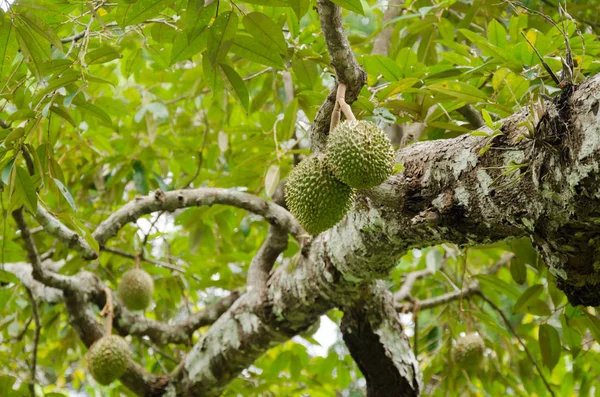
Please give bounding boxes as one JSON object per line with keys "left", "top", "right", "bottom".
{"left": 394, "top": 268, "right": 432, "bottom": 302}
{"left": 243, "top": 67, "right": 273, "bottom": 81}
{"left": 477, "top": 292, "right": 555, "bottom": 397}
{"left": 397, "top": 253, "right": 514, "bottom": 311}
{"left": 101, "top": 246, "right": 199, "bottom": 281}
{"left": 24, "top": 287, "right": 40, "bottom": 397}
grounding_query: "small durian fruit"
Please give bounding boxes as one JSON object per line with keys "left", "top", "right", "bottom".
{"left": 453, "top": 332, "right": 485, "bottom": 370}
{"left": 87, "top": 335, "right": 130, "bottom": 385}
{"left": 117, "top": 268, "right": 154, "bottom": 311}
{"left": 285, "top": 154, "right": 354, "bottom": 234}
{"left": 326, "top": 120, "right": 395, "bottom": 189}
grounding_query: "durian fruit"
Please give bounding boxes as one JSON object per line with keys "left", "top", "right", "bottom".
{"left": 326, "top": 120, "right": 395, "bottom": 189}
{"left": 117, "top": 268, "right": 154, "bottom": 311}
{"left": 87, "top": 335, "right": 130, "bottom": 385}
{"left": 452, "top": 332, "right": 485, "bottom": 370}
{"left": 285, "top": 155, "right": 354, "bottom": 234}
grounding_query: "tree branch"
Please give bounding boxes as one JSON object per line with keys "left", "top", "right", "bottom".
{"left": 62, "top": 272, "right": 172, "bottom": 395}
{"left": 477, "top": 291, "right": 556, "bottom": 396}
{"left": 309, "top": 0, "right": 367, "bottom": 152}
{"left": 112, "top": 291, "right": 242, "bottom": 345}
{"left": 35, "top": 204, "right": 98, "bottom": 260}
{"left": 396, "top": 253, "right": 514, "bottom": 312}
{"left": 101, "top": 246, "right": 192, "bottom": 278}
{"left": 92, "top": 188, "right": 305, "bottom": 246}
{"left": 372, "top": 0, "right": 404, "bottom": 56}
{"left": 2, "top": 262, "right": 64, "bottom": 303}
{"left": 24, "top": 287, "right": 40, "bottom": 397}
{"left": 341, "top": 281, "right": 421, "bottom": 397}
{"left": 457, "top": 104, "right": 485, "bottom": 129}
{"left": 13, "top": 210, "right": 75, "bottom": 291}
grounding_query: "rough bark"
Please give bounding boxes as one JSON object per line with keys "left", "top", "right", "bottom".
{"left": 92, "top": 188, "right": 305, "bottom": 246}
{"left": 309, "top": 0, "right": 367, "bottom": 153}
{"left": 341, "top": 282, "right": 421, "bottom": 397}
{"left": 11, "top": 0, "right": 600, "bottom": 395}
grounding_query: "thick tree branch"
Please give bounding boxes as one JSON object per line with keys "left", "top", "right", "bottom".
{"left": 309, "top": 0, "right": 367, "bottom": 152}
{"left": 13, "top": 210, "right": 75, "bottom": 291}
{"left": 341, "top": 281, "right": 421, "bottom": 397}
{"left": 35, "top": 204, "right": 98, "bottom": 260}
{"left": 2, "top": 262, "right": 64, "bottom": 303}
{"left": 173, "top": 74, "right": 600, "bottom": 395}
{"left": 112, "top": 291, "right": 242, "bottom": 345}
{"left": 246, "top": 225, "right": 287, "bottom": 293}
{"left": 92, "top": 188, "right": 305, "bottom": 246}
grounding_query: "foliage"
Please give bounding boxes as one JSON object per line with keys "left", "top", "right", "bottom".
{"left": 0, "top": 0, "right": 599, "bottom": 395}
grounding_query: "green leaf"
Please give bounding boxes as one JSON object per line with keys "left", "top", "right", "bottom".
{"left": 475, "top": 274, "right": 521, "bottom": 301}
{"left": 72, "top": 97, "right": 112, "bottom": 125}
{"left": 513, "top": 285, "right": 543, "bottom": 314}
{"left": 85, "top": 46, "right": 122, "bottom": 65}
{"left": 207, "top": 11, "right": 238, "bottom": 65}
{"left": 264, "top": 164, "right": 280, "bottom": 197}
{"left": 376, "top": 78, "right": 419, "bottom": 101}
{"left": 1, "top": 158, "right": 15, "bottom": 184}
{"left": 286, "top": 0, "right": 310, "bottom": 18}
{"left": 132, "top": 160, "right": 148, "bottom": 194}
{"left": 428, "top": 81, "right": 489, "bottom": 103}
{"left": 584, "top": 311, "right": 600, "bottom": 343}
{"left": 239, "top": 0, "right": 288, "bottom": 5}
{"left": 488, "top": 19, "right": 507, "bottom": 49}
{"left": 0, "top": 12, "right": 19, "bottom": 78}
{"left": 3, "top": 127, "right": 26, "bottom": 145}
{"left": 539, "top": 324, "right": 561, "bottom": 371}
{"left": 231, "top": 34, "right": 285, "bottom": 69}
{"left": 171, "top": 31, "right": 208, "bottom": 65}
{"left": 243, "top": 12, "right": 287, "bottom": 54}
{"left": 115, "top": 0, "right": 171, "bottom": 28}
{"left": 292, "top": 57, "right": 318, "bottom": 89}
{"left": 52, "top": 178, "right": 77, "bottom": 211}
{"left": 561, "top": 314, "right": 581, "bottom": 358}
{"left": 219, "top": 63, "right": 249, "bottom": 111}
{"left": 153, "top": 172, "right": 170, "bottom": 191}
{"left": 481, "top": 109, "right": 494, "bottom": 129}
{"left": 15, "top": 24, "right": 49, "bottom": 81}
{"left": 185, "top": 0, "right": 217, "bottom": 41}
{"left": 33, "top": 71, "right": 80, "bottom": 102}
{"left": 363, "top": 54, "right": 402, "bottom": 82}
{"left": 6, "top": 109, "right": 35, "bottom": 123}
{"left": 49, "top": 105, "right": 76, "bottom": 127}
{"left": 329, "top": 0, "right": 364, "bottom": 15}
{"left": 17, "top": 10, "right": 62, "bottom": 49}
{"left": 459, "top": 28, "right": 517, "bottom": 64}
{"left": 14, "top": 166, "right": 37, "bottom": 213}
{"left": 0, "top": 270, "right": 19, "bottom": 284}
{"left": 281, "top": 98, "right": 298, "bottom": 140}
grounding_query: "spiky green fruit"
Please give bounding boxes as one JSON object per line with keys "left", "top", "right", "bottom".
{"left": 453, "top": 333, "right": 485, "bottom": 369}
{"left": 118, "top": 269, "right": 154, "bottom": 311}
{"left": 285, "top": 155, "right": 354, "bottom": 234}
{"left": 87, "top": 335, "right": 130, "bottom": 385}
{"left": 326, "top": 120, "right": 395, "bottom": 189}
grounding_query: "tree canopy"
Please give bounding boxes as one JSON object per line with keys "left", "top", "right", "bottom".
{"left": 2, "top": 0, "right": 600, "bottom": 396}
